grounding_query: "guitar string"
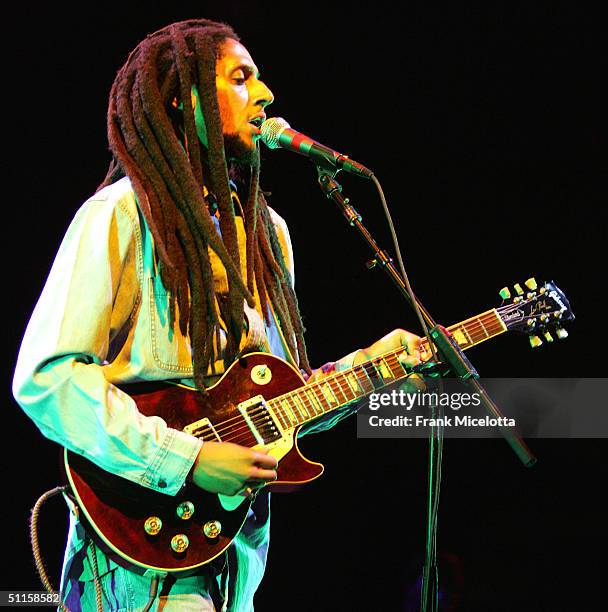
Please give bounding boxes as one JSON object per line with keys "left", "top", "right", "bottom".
{"left": 193, "top": 307, "right": 559, "bottom": 441}
{"left": 198, "top": 324, "right": 490, "bottom": 438}
{"left": 196, "top": 351, "right": 425, "bottom": 442}
{"left": 190, "top": 312, "right": 510, "bottom": 441}
{"left": 198, "top": 337, "right": 506, "bottom": 444}
{"left": 193, "top": 306, "right": 559, "bottom": 443}
{"left": 189, "top": 353, "right": 399, "bottom": 436}
{"left": 192, "top": 325, "right": 495, "bottom": 441}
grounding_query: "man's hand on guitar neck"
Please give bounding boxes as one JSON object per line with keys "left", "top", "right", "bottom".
{"left": 354, "top": 328, "right": 430, "bottom": 390}
{"left": 354, "top": 328, "right": 429, "bottom": 367}
{"left": 305, "top": 328, "right": 429, "bottom": 388}
{"left": 189, "top": 441, "right": 278, "bottom": 496}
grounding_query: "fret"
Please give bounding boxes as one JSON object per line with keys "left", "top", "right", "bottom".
{"left": 487, "top": 311, "right": 504, "bottom": 332}
{"left": 378, "top": 357, "right": 395, "bottom": 380}
{"left": 394, "top": 353, "right": 410, "bottom": 376}
{"left": 292, "top": 392, "right": 310, "bottom": 421}
{"left": 304, "top": 388, "right": 323, "bottom": 416}
{"left": 387, "top": 355, "right": 405, "bottom": 378}
{"left": 451, "top": 326, "right": 471, "bottom": 347}
{"left": 273, "top": 400, "right": 289, "bottom": 429}
{"left": 346, "top": 371, "right": 363, "bottom": 395}
{"left": 391, "top": 352, "right": 410, "bottom": 377}
{"left": 462, "top": 325, "right": 474, "bottom": 344}
{"left": 476, "top": 317, "right": 490, "bottom": 338}
{"left": 281, "top": 398, "right": 297, "bottom": 426}
{"left": 459, "top": 321, "right": 479, "bottom": 344}
{"left": 320, "top": 381, "right": 339, "bottom": 406}
{"left": 334, "top": 374, "right": 351, "bottom": 403}
{"left": 356, "top": 364, "right": 377, "bottom": 393}
{"left": 362, "top": 361, "right": 384, "bottom": 390}
{"left": 311, "top": 384, "right": 329, "bottom": 413}
{"left": 292, "top": 393, "right": 311, "bottom": 420}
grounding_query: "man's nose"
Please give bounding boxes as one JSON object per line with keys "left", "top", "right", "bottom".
{"left": 254, "top": 80, "right": 274, "bottom": 108}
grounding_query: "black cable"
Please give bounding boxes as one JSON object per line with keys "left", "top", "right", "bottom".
{"left": 142, "top": 575, "right": 160, "bottom": 612}
{"left": 370, "top": 173, "right": 444, "bottom": 612}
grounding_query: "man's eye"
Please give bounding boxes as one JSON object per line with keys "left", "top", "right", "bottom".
{"left": 232, "top": 71, "right": 246, "bottom": 85}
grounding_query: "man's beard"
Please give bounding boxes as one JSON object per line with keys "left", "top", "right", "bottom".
{"left": 223, "top": 133, "right": 260, "bottom": 166}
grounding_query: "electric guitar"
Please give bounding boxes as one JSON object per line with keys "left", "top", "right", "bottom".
{"left": 64, "top": 278, "right": 573, "bottom": 574}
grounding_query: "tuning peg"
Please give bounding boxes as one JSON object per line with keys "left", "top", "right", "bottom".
{"left": 514, "top": 283, "right": 524, "bottom": 296}
{"left": 499, "top": 287, "right": 511, "bottom": 300}
{"left": 525, "top": 277, "right": 538, "bottom": 291}
{"left": 556, "top": 328, "right": 569, "bottom": 340}
{"left": 529, "top": 335, "right": 543, "bottom": 348}
{"left": 543, "top": 331, "right": 554, "bottom": 343}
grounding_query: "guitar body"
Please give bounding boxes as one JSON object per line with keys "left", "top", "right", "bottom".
{"left": 64, "top": 353, "right": 324, "bottom": 574}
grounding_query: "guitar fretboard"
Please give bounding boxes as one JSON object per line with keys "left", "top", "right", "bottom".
{"left": 267, "top": 309, "right": 507, "bottom": 431}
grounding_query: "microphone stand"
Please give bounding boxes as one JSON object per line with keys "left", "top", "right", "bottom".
{"left": 314, "top": 167, "right": 536, "bottom": 612}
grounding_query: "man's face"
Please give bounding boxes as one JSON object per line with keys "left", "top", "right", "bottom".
{"left": 215, "top": 38, "right": 274, "bottom": 163}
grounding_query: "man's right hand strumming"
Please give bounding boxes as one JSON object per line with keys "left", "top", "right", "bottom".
{"left": 189, "top": 441, "right": 278, "bottom": 496}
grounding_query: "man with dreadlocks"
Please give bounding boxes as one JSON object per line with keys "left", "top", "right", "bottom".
{"left": 13, "top": 18, "right": 425, "bottom": 611}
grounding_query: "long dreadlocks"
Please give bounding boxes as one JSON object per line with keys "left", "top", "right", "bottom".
{"left": 97, "top": 18, "right": 310, "bottom": 389}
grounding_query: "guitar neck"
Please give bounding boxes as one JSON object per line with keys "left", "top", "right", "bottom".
{"left": 266, "top": 309, "right": 507, "bottom": 432}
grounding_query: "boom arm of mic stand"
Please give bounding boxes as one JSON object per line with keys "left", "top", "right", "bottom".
{"left": 316, "top": 168, "right": 536, "bottom": 467}
{"left": 317, "top": 170, "right": 436, "bottom": 328}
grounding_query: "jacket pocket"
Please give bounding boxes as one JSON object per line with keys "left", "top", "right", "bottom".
{"left": 148, "top": 277, "right": 194, "bottom": 374}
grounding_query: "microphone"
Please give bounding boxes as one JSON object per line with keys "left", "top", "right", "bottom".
{"left": 259, "top": 117, "right": 374, "bottom": 179}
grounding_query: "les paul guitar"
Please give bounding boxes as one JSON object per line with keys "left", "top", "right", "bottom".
{"left": 64, "top": 278, "right": 573, "bottom": 574}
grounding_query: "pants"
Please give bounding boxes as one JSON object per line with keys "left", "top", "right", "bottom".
{"left": 58, "top": 491, "right": 269, "bottom": 611}
{"left": 64, "top": 561, "right": 218, "bottom": 611}
{"left": 59, "top": 496, "right": 221, "bottom": 611}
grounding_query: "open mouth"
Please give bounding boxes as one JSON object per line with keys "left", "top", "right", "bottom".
{"left": 248, "top": 117, "right": 264, "bottom": 128}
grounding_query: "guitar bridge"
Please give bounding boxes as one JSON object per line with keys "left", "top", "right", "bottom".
{"left": 238, "top": 395, "right": 282, "bottom": 445}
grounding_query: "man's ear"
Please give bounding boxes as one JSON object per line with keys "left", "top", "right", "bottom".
{"left": 191, "top": 85, "right": 209, "bottom": 148}
{"left": 171, "top": 85, "right": 209, "bottom": 148}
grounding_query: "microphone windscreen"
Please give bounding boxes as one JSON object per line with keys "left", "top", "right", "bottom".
{"left": 260, "top": 117, "right": 290, "bottom": 149}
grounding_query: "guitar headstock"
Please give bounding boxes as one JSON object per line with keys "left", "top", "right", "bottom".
{"left": 496, "top": 278, "right": 574, "bottom": 347}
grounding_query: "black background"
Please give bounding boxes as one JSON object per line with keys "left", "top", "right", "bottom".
{"left": 4, "top": 2, "right": 606, "bottom": 610}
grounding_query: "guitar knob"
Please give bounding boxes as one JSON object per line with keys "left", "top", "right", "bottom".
{"left": 525, "top": 277, "right": 538, "bottom": 290}
{"left": 514, "top": 283, "right": 524, "bottom": 296}
{"left": 499, "top": 287, "right": 511, "bottom": 300}
{"left": 251, "top": 364, "right": 272, "bottom": 385}
{"left": 203, "top": 520, "right": 222, "bottom": 539}
{"left": 556, "top": 327, "right": 569, "bottom": 340}
{"left": 543, "top": 331, "right": 554, "bottom": 343}
{"left": 171, "top": 534, "right": 189, "bottom": 553}
{"left": 144, "top": 516, "right": 163, "bottom": 536}
{"left": 176, "top": 501, "right": 195, "bottom": 520}
{"left": 529, "top": 335, "right": 543, "bottom": 348}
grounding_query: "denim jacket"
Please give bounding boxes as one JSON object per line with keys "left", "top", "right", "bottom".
{"left": 13, "top": 177, "right": 357, "bottom": 609}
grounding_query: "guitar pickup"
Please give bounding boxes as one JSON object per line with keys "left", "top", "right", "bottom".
{"left": 183, "top": 417, "right": 221, "bottom": 441}
{"left": 238, "top": 395, "right": 282, "bottom": 445}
